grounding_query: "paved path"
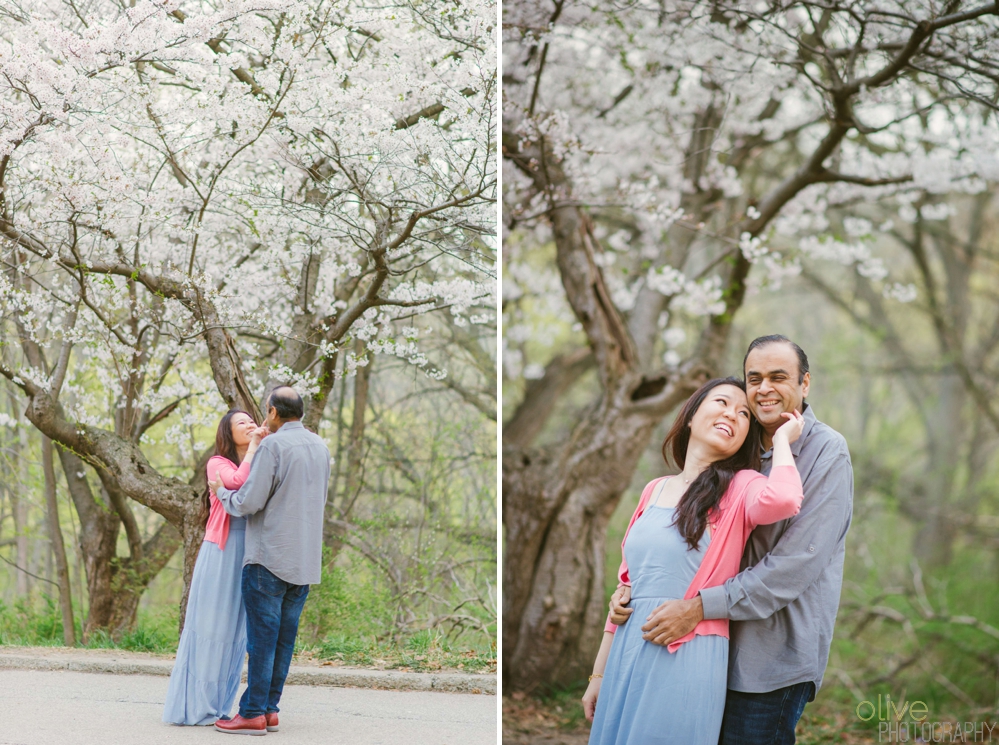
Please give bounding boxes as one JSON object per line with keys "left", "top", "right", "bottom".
{"left": 0, "top": 669, "right": 497, "bottom": 745}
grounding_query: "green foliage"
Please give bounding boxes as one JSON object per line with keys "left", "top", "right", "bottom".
{"left": 119, "top": 606, "right": 179, "bottom": 653}
{"left": 301, "top": 631, "right": 494, "bottom": 674}
{"left": 0, "top": 595, "right": 70, "bottom": 646}
{"left": 296, "top": 551, "right": 495, "bottom": 673}
{"left": 824, "top": 530, "right": 999, "bottom": 727}
{"left": 298, "top": 554, "right": 395, "bottom": 643}
{"left": 0, "top": 595, "right": 178, "bottom": 653}
{"left": 405, "top": 628, "right": 448, "bottom": 655}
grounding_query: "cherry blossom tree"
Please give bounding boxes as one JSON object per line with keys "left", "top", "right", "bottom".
{"left": 503, "top": 0, "right": 999, "bottom": 689}
{"left": 0, "top": 0, "right": 495, "bottom": 637}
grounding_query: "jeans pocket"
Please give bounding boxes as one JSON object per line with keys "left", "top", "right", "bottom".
{"left": 253, "top": 564, "right": 286, "bottom": 598}
{"left": 288, "top": 584, "right": 310, "bottom": 608}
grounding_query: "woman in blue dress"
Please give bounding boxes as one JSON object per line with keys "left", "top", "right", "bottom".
{"left": 582, "top": 378, "right": 804, "bottom": 744}
{"left": 163, "top": 410, "right": 267, "bottom": 725}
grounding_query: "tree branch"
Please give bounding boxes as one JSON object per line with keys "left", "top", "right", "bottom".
{"left": 395, "top": 88, "right": 477, "bottom": 130}
{"left": 504, "top": 349, "right": 593, "bottom": 447}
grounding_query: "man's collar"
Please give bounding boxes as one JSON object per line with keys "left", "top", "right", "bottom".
{"left": 762, "top": 401, "right": 814, "bottom": 458}
{"left": 791, "top": 401, "right": 815, "bottom": 457}
{"left": 275, "top": 420, "right": 304, "bottom": 431}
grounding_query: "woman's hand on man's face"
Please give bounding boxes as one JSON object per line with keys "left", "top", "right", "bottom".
{"left": 773, "top": 409, "right": 805, "bottom": 445}
{"left": 250, "top": 426, "right": 269, "bottom": 444}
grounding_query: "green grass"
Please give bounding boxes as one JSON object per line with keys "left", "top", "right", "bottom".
{"left": 0, "top": 593, "right": 495, "bottom": 674}
{"left": 0, "top": 594, "right": 79, "bottom": 648}
{"left": 0, "top": 595, "right": 180, "bottom": 654}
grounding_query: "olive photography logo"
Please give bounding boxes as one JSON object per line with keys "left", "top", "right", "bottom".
{"left": 857, "top": 694, "right": 998, "bottom": 742}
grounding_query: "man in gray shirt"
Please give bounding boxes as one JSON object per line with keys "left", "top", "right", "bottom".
{"left": 208, "top": 386, "right": 330, "bottom": 736}
{"left": 612, "top": 335, "right": 853, "bottom": 743}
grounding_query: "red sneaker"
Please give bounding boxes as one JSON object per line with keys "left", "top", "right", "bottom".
{"left": 214, "top": 714, "right": 267, "bottom": 735}
{"left": 265, "top": 712, "right": 279, "bottom": 732}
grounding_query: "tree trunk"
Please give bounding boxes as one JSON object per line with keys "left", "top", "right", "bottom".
{"left": 324, "top": 340, "right": 372, "bottom": 561}
{"left": 55, "top": 445, "right": 184, "bottom": 640}
{"left": 912, "top": 368, "right": 964, "bottom": 568}
{"left": 503, "top": 368, "right": 705, "bottom": 690}
{"left": 105, "top": 515, "right": 184, "bottom": 637}
{"left": 41, "top": 436, "right": 76, "bottom": 646}
{"left": 57, "top": 445, "right": 120, "bottom": 640}
{"left": 13, "top": 418, "right": 30, "bottom": 597}
{"left": 343, "top": 340, "right": 371, "bottom": 521}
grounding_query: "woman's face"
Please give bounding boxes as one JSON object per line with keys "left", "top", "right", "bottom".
{"left": 230, "top": 413, "right": 256, "bottom": 447}
{"left": 688, "top": 384, "right": 752, "bottom": 461}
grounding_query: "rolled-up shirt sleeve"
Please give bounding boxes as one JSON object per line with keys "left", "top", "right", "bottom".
{"left": 216, "top": 445, "right": 278, "bottom": 517}
{"left": 700, "top": 441, "right": 853, "bottom": 621}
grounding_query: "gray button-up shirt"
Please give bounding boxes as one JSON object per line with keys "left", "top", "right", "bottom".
{"left": 699, "top": 403, "right": 853, "bottom": 692}
{"left": 216, "top": 421, "right": 330, "bottom": 586}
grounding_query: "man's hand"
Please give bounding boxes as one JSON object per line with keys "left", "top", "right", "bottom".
{"left": 207, "top": 471, "right": 224, "bottom": 494}
{"left": 640, "top": 596, "right": 703, "bottom": 646}
{"left": 608, "top": 585, "right": 633, "bottom": 625}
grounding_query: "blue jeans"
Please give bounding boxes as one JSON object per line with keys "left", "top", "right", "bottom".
{"left": 719, "top": 682, "right": 816, "bottom": 745}
{"left": 238, "top": 563, "right": 310, "bottom": 719}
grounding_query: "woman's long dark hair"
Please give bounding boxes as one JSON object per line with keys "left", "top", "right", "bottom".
{"left": 662, "top": 377, "right": 762, "bottom": 550}
{"left": 198, "top": 409, "right": 252, "bottom": 528}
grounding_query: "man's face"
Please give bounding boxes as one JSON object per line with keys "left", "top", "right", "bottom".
{"left": 264, "top": 404, "right": 281, "bottom": 432}
{"left": 744, "top": 342, "right": 810, "bottom": 434}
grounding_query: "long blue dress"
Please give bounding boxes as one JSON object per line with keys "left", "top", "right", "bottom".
{"left": 588, "top": 505, "right": 728, "bottom": 744}
{"left": 163, "top": 516, "right": 247, "bottom": 725}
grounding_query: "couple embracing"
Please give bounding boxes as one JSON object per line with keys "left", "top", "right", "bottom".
{"left": 162, "top": 387, "right": 331, "bottom": 736}
{"left": 583, "top": 335, "right": 854, "bottom": 745}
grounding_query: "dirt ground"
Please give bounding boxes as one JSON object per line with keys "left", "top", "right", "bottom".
{"left": 502, "top": 693, "right": 589, "bottom": 745}
{"left": 502, "top": 692, "right": 882, "bottom": 744}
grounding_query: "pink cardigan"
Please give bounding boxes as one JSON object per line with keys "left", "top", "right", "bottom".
{"left": 605, "top": 465, "right": 803, "bottom": 652}
{"left": 204, "top": 455, "right": 252, "bottom": 551}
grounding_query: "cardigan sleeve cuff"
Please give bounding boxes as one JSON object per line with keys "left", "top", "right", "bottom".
{"left": 769, "top": 464, "right": 802, "bottom": 483}
{"left": 699, "top": 585, "right": 729, "bottom": 620}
